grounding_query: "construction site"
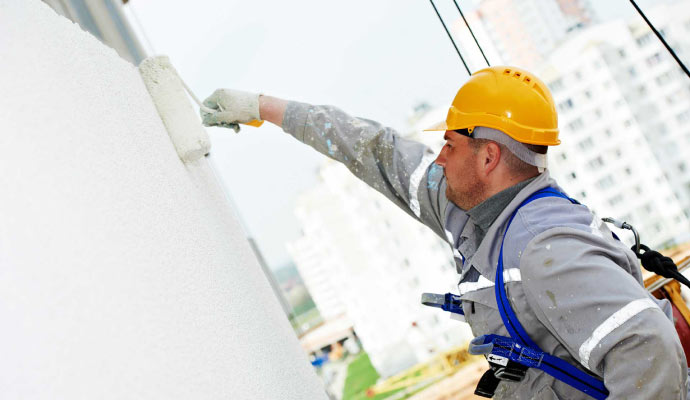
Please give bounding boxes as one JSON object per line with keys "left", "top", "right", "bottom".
{"left": 2, "top": 0, "right": 690, "bottom": 398}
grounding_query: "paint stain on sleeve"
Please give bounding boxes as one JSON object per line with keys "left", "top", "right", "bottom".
{"left": 546, "top": 290, "right": 557, "bottom": 309}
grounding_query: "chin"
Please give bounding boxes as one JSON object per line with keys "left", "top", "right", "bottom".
{"left": 445, "top": 187, "right": 460, "bottom": 207}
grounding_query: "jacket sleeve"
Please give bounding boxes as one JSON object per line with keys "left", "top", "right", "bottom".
{"left": 282, "top": 100, "right": 448, "bottom": 240}
{"left": 520, "top": 227, "right": 688, "bottom": 399}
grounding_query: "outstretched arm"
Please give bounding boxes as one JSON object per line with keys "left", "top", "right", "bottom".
{"left": 258, "top": 95, "right": 288, "bottom": 127}
{"left": 200, "top": 89, "right": 449, "bottom": 239}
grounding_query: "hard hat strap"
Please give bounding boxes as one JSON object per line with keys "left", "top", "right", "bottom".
{"left": 474, "top": 127, "right": 548, "bottom": 172}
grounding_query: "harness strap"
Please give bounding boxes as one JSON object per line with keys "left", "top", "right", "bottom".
{"left": 491, "top": 187, "right": 609, "bottom": 399}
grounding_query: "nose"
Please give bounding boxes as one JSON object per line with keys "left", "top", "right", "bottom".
{"left": 435, "top": 146, "right": 447, "bottom": 167}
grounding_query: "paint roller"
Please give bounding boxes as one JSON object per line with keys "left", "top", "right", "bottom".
{"left": 138, "top": 55, "right": 263, "bottom": 164}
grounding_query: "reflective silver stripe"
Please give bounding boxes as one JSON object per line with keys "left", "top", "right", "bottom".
{"left": 459, "top": 269, "right": 522, "bottom": 295}
{"left": 409, "top": 152, "right": 437, "bottom": 218}
{"left": 578, "top": 298, "right": 659, "bottom": 369}
{"left": 504, "top": 268, "right": 522, "bottom": 283}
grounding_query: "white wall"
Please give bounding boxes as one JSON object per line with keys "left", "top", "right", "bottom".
{"left": 0, "top": 1, "right": 326, "bottom": 398}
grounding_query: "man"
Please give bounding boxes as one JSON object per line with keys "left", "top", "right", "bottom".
{"left": 201, "top": 66, "right": 688, "bottom": 398}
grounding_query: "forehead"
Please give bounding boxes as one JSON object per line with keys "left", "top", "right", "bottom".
{"left": 444, "top": 130, "right": 460, "bottom": 141}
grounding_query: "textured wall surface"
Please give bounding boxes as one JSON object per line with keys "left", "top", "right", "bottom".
{"left": 0, "top": 1, "right": 326, "bottom": 398}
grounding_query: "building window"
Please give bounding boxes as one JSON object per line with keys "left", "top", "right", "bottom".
{"left": 568, "top": 118, "right": 585, "bottom": 132}
{"left": 608, "top": 194, "right": 624, "bottom": 207}
{"left": 559, "top": 98, "right": 574, "bottom": 112}
{"left": 679, "top": 162, "right": 687, "bottom": 173}
{"left": 636, "top": 32, "right": 652, "bottom": 47}
{"left": 596, "top": 175, "right": 615, "bottom": 189}
{"left": 577, "top": 137, "right": 594, "bottom": 151}
{"left": 588, "top": 156, "right": 604, "bottom": 169}
{"left": 656, "top": 71, "right": 673, "bottom": 86}
{"left": 646, "top": 52, "right": 662, "bottom": 67}
{"left": 618, "top": 48, "right": 627, "bottom": 58}
{"left": 628, "top": 66, "right": 636, "bottom": 77}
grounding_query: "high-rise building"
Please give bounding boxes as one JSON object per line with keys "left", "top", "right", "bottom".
{"left": 288, "top": 159, "right": 472, "bottom": 377}
{"left": 475, "top": 0, "right": 594, "bottom": 69}
{"left": 536, "top": 1, "right": 690, "bottom": 247}
{"left": 433, "top": 1, "right": 690, "bottom": 248}
{"left": 555, "top": 0, "right": 594, "bottom": 27}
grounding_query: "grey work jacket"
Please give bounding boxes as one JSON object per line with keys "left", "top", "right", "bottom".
{"left": 282, "top": 101, "right": 688, "bottom": 399}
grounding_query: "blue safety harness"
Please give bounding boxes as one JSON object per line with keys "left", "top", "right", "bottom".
{"left": 473, "top": 187, "right": 609, "bottom": 399}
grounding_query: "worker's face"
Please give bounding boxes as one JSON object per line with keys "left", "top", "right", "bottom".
{"left": 434, "top": 130, "right": 487, "bottom": 210}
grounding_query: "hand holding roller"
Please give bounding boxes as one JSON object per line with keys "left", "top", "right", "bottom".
{"left": 200, "top": 89, "right": 265, "bottom": 131}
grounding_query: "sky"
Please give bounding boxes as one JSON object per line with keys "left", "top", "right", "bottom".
{"left": 126, "top": 0, "right": 672, "bottom": 269}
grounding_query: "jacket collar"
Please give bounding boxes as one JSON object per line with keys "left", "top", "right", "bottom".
{"left": 464, "top": 177, "right": 536, "bottom": 243}
{"left": 466, "top": 170, "right": 559, "bottom": 280}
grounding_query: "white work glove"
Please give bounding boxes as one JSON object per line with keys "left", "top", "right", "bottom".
{"left": 200, "top": 89, "right": 261, "bottom": 131}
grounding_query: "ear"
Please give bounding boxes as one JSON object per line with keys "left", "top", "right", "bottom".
{"left": 480, "top": 142, "right": 502, "bottom": 177}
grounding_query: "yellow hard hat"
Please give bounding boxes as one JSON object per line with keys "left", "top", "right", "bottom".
{"left": 425, "top": 66, "right": 560, "bottom": 146}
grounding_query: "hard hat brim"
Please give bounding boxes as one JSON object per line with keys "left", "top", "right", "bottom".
{"left": 423, "top": 120, "right": 448, "bottom": 132}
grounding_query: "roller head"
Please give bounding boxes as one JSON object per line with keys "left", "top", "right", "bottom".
{"left": 139, "top": 55, "right": 210, "bottom": 163}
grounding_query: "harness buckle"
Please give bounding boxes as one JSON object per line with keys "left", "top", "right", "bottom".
{"left": 494, "top": 361, "right": 528, "bottom": 382}
{"left": 474, "top": 368, "right": 501, "bottom": 398}
{"left": 510, "top": 342, "right": 544, "bottom": 367}
{"left": 475, "top": 357, "right": 529, "bottom": 397}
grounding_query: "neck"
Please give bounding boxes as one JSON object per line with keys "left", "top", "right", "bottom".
{"left": 482, "top": 169, "right": 540, "bottom": 202}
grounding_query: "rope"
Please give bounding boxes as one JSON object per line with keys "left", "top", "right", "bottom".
{"left": 636, "top": 244, "right": 690, "bottom": 289}
{"left": 452, "top": 0, "right": 490, "bottom": 66}
{"left": 629, "top": 0, "right": 690, "bottom": 79}
{"left": 429, "top": 0, "right": 471, "bottom": 75}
